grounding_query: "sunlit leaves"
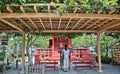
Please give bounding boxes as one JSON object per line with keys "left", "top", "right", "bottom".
{"left": 0, "top": 0, "right": 119, "bottom": 14}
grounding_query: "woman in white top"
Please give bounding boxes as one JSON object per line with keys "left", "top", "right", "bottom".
{"left": 63, "top": 45, "right": 70, "bottom": 71}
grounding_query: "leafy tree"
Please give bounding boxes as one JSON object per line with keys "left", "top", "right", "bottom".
{"left": 100, "top": 32, "right": 120, "bottom": 57}
{"left": 25, "top": 31, "right": 41, "bottom": 61}
{"left": 33, "top": 36, "right": 51, "bottom": 48}
{"left": 72, "top": 33, "right": 97, "bottom": 48}
{"left": 54, "top": 0, "right": 118, "bottom": 15}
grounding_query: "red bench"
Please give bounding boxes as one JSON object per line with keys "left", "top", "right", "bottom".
{"left": 35, "top": 60, "right": 58, "bottom": 69}
{"left": 71, "top": 53, "right": 96, "bottom": 69}
{"left": 73, "top": 61, "right": 92, "bottom": 69}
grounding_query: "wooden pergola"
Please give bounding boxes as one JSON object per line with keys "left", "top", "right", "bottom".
{"left": 0, "top": 3, "right": 120, "bottom": 73}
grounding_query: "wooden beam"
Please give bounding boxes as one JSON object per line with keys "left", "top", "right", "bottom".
{"left": 0, "top": 13, "right": 120, "bottom": 19}
{"left": 50, "top": 18, "right": 52, "bottom": 30}
{"left": 73, "top": 9, "right": 77, "bottom": 13}
{"left": 65, "top": 18, "right": 72, "bottom": 30}
{"left": 26, "top": 20, "right": 78, "bottom": 23}
{"left": 8, "top": 19, "right": 23, "bottom": 29}
{"left": 85, "top": 19, "right": 101, "bottom": 30}
{"left": 0, "top": 30, "right": 20, "bottom": 32}
{"left": 6, "top": 4, "right": 13, "bottom": 13}
{"left": 104, "top": 30, "right": 120, "bottom": 32}
{"left": 114, "top": 6, "right": 120, "bottom": 8}
{"left": 48, "top": 5, "right": 50, "bottom": 13}
{"left": 92, "top": 20, "right": 109, "bottom": 30}
{"left": 0, "top": 23, "right": 11, "bottom": 29}
{"left": 28, "top": 18, "right": 39, "bottom": 30}
{"left": 39, "top": 18, "right": 46, "bottom": 30}
{"left": 98, "top": 20, "right": 120, "bottom": 32}
{"left": 58, "top": 18, "right": 61, "bottom": 30}
{"left": 18, "top": 18, "right": 32, "bottom": 30}
{"left": 10, "top": 3, "right": 64, "bottom": 7}
{"left": 100, "top": 23, "right": 120, "bottom": 32}
{"left": 109, "top": 7, "right": 116, "bottom": 14}
{"left": 34, "top": 30, "right": 96, "bottom": 33}
{"left": 97, "top": 8, "right": 102, "bottom": 14}
{"left": 0, "top": 19, "right": 24, "bottom": 32}
{"left": 22, "top": 32, "right": 25, "bottom": 73}
{"left": 71, "top": 19, "right": 82, "bottom": 30}
{"left": 0, "top": 26, "right": 6, "bottom": 30}
{"left": 7, "top": 4, "right": 119, "bottom": 9}
{"left": 78, "top": 19, "right": 93, "bottom": 30}
{"left": 34, "top": 5, "right": 38, "bottom": 13}
{"left": 20, "top": 6, "right": 25, "bottom": 13}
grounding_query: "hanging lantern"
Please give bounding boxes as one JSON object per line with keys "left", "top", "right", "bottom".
{"left": 1, "top": 32, "right": 8, "bottom": 45}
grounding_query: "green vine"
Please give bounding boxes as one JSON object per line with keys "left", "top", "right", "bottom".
{"left": 0, "top": 0, "right": 119, "bottom": 14}
{"left": 39, "top": 32, "right": 84, "bottom": 39}
{"left": 54, "top": 0, "right": 118, "bottom": 15}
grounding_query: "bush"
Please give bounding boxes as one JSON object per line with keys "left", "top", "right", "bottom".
{"left": 0, "top": 52, "right": 4, "bottom": 60}
{"left": 96, "top": 56, "right": 112, "bottom": 64}
{"left": 0, "top": 65, "right": 11, "bottom": 72}
{"left": 0, "top": 65, "right": 3, "bottom": 72}
{"left": 0, "top": 57, "right": 4, "bottom": 61}
{"left": 5, "top": 66, "right": 11, "bottom": 70}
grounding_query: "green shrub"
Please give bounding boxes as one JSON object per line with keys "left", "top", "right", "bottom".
{"left": 96, "top": 56, "right": 112, "bottom": 64}
{"left": 0, "top": 65, "right": 11, "bottom": 72}
{"left": 5, "top": 66, "right": 11, "bottom": 70}
{"left": 0, "top": 57, "right": 4, "bottom": 60}
{"left": 0, "top": 52, "right": 4, "bottom": 61}
{"left": 0, "top": 65, "right": 3, "bottom": 72}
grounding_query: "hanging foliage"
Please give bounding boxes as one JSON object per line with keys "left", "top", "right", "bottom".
{"left": 54, "top": 0, "right": 118, "bottom": 15}
{"left": 0, "top": 0, "right": 119, "bottom": 14}
{"left": 39, "top": 32, "right": 83, "bottom": 39}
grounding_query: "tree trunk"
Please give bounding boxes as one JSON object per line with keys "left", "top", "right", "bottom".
{"left": 26, "top": 32, "right": 39, "bottom": 61}
{"left": 90, "top": 34, "right": 93, "bottom": 46}
{"left": 26, "top": 46, "right": 30, "bottom": 61}
{"left": 105, "top": 42, "right": 109, "bottom": 57}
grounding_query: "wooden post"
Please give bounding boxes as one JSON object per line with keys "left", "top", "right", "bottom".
{"left": 21, "top": 32, "right": 25, "bottom": 73}
{"left": 97, "top": 32, "right": 103, "bottom": 72}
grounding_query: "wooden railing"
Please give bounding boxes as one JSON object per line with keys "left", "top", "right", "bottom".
{"left": 25, "top": 63, "right": 46, "bottom": 74}
{"left": 35, "top": 59, "right": 59, "bottom": 69}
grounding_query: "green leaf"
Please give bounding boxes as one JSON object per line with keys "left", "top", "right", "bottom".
{"left": 0, "top": 1, "right": 4, "bottom": 4}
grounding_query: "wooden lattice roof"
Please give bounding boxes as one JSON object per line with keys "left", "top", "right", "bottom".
{"left": 0, "top": 4, "right": 120, "bottom": 33}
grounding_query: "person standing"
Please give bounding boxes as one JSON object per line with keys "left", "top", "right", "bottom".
{"left": 63, "top": 45, "right": 70, "bottom": 71}
{"left": 59, "top": 41, "right": 63, "bottom": 69}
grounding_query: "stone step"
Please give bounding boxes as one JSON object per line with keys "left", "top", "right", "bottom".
{"left": 58, "top": 69, "right": 77, "bottom": 74}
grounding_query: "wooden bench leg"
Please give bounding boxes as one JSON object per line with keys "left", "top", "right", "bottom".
{"left": 54, "top": 60, "right": 55, "bottom": 69}
{"left": 75, "top": 62, "right": 76, "bottom": 69}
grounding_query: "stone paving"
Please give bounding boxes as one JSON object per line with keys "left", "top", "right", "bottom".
{"left": 45, "top": 64, "right": 120, "bottom": 74}
{"left": 0, "top": 64, "right": 120, "bottom": 74}
{"left": 76, "top": 64, "right": 120, "bottom": 74}
{"left": 59, "top": 69, "right": 77, "bottom": 74}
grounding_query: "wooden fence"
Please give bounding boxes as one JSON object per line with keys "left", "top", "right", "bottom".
{"left": 25, "top": 63, "right": 46, "bottom": 74}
